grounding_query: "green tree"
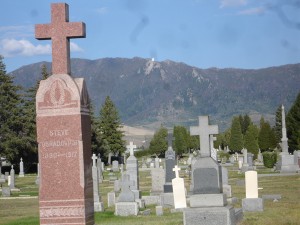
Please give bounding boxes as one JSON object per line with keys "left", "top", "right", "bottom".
{"left": 238, "top": 114, "right": 251, "bottom": 135}
{"left": 274, "top": 105, "right": 282, "bottom": 144}
{"left": 229, "top": 116, "right": 243, "bottom": 152}
{"left": 286, "top": 92, "right": 300, "bottom": 151}
{"left": 98, "top": 96, "right": 125, "bottom": 156}
{"left": 173, "top": 126, "right": 188, "bottom": 157}
{"left": 0, "top": 55, "right": 26, "bottom": 163}
{"left": 244, "top": 123, "right": 259, "bottom": 157}
{"left": 149, "top": 126, "right": 168, "bottom": 156}
{"left": 258, "top": 118, "right": 277, "bottom": 151}
{"left": 22, "top": 64, "right": 50, "bottom": 166}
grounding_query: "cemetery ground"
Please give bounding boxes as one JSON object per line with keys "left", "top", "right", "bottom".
{"left": 0, "top": 159, "right": 299, "bottom": 225}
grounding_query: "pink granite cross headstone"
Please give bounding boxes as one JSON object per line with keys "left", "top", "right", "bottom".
{"left": 35, "top": 3, "right": 86, "bottom": 75}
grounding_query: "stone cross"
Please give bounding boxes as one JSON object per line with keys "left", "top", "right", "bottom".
{"left": 127, "top": 141, "right": 136, "bottom": 156}
{"left": 190, "top": 116, "right": 219, "bottom": 157}
{"left": 35, "top": 3, "right": 86, "bottom": 75}
{"left": 173, "top": 165, "right": 181, "bottom": 178}
{"left": 166, "top": 132, "right": 175, "bottom": 147}
{"left": 92, "top": 153, "right": 97, "bottom": 167}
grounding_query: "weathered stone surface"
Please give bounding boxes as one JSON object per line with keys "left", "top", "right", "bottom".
{"left": 115, "top": 202, "right": 139, "bottom": 216}
{"left": 183, "top": 205, "right": 236, "bottom": 225}
{"left": 164, "top": 146, "right": 176, "bottom": 193}
{"left": 141, "top": 196, "right": 161, "bottom": 206}
{"left": 156, "top": 206, "right": 163, "bottom": 216}
{"left": 107, "top": 192, "right": 115, "bottom": 207}
{"left": 151, "top": 168, "right": 165, "bottom": 194}
{"left": 2, "top": 187, "right": 10, "bottom": 197}
{"left": 242, "top": 198, "right": 264, "bottom": 212}
{"left": 189, "top": 194, "right": 227, "bottom": 207}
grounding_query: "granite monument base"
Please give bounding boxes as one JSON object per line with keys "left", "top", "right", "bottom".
{"left": 160, "top": 193, "right": 174, "bottom": 207}
{"left": 279, "top": 153, "right": 299, "bottom": 173}
{"left": 115, "top": 202, "right": 139, "bottom": 216}
{"left": 183, "top": 205, "right": 237, "bottom": 225}
{"left": 190, "top": 193, "right": 227, "bottom": 207}
{"left": 242, "top": 198, "right": 263, "bottom": 212}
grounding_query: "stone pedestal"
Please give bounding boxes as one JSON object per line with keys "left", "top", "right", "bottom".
{"left": 183, "top": 206, "right": 237, "bottom": 225}
{"left": 242, "top": 198, "right": 263, "bottom": 212}
{"left": 279, "top": 152, "right": 299, "bottom": 173}
{"left": 190, "top": 194, "right": 227, "bottom": 207}
{"left": 115, "top": 202, "right": 139, "bottom": 216}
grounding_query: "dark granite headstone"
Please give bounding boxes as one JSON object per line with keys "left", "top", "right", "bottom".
{"left": 164, "top": 147, "right": 176, "bottom": 193}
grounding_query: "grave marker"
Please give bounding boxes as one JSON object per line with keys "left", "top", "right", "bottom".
{"left": 35, "top": 3, "right": 93, "bottom": 224}
{"left": 172, "top": 165, "right": 187, "bottom": 209}
{"left": 19, "top": 158, "right": 24, "bottom": 177}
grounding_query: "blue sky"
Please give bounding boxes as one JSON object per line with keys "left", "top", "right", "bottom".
{"left": 0, "top": 0, "right": 300, "bottom": 72}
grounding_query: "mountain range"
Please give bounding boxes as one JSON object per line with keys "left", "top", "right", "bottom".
{"left": 10, "top": 57, "right": 300, "bottom": 131}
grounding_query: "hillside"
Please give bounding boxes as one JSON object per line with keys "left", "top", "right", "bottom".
{"left": 10, "top": 57, "right": 300, "bottom": 131}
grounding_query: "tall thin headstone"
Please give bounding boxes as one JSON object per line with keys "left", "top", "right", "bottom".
{"left": 19, "top": 158, "right": 24, "bottom": 177}
{"left": 35, "top": 3, "right": 93, "bottom": 224}
{"left": 210, "top": 135, "right": 217, "bottom": 161}
{"left": 126, "top": 141, "right": 140, "bottom": 199}
{"left": 172, "top": 165, "right": 187, "bottom": 209}
{"left": 278, "top": 105, "right": 298, "bottom": 173}
{"left": 164, "top": 132, "right": 176, "bottom": 193}
{"left": 9, "top": 165, "right": 15, "bottom": 189}
{"left": 92, "top": 154, "right": 104, "bottom": 212}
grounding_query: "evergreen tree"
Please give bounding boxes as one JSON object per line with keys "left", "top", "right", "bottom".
{"left": 0, "top": 55, "right": 25, "bottom": 163}
{"left": 242, "top": 114, "right": 251, "bottom": 135}
{"left": 22, "top": 64, "right": 50, "bottom": 165}
{"left": 244, "top": 123, "right": 259, "bottom": 157}
{"left": 149, "top": 126, "right": 168, "bottom": 156}
{"left": 98, "top": 96, "right": 125, "bottom": 156}
{"left": 258, "top": 118, "right": 277, "bottom": 151}
{"left": 286, "top": 92, "right": 300, "bottom": 151}
{"left": 229, "top": 116, "right": 243, "bottom": 152}
{"left": 173, "top": 126, "right": 188, "bottom": 157}
{"left": 274, "top": 105, "right": 282, "bottom": 144}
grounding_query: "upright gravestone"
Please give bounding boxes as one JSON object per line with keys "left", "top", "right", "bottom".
{"left": 35, "top": 3, "right": 94, "bottom": 224}
{"left": 115, "top": 174, "right": 139, "bottom": 216}
{"left": 172, "top": 165, "right": 187, "bottom": 209}
{"left": 155, "top": 156, "right": 160, "bottom": 168}
{"left": 97, "top": 154, "right": 103, "bottom": 183}
{"left": 9, "top": 165, "right": 15, "bottom": 189}
{"left": 92, "top": 154, "right": 104, "bottom": 212}
{"left": 112, "top": 160, "right": 119, "bottom": 172}
{"left": 278, "top": 105, "right": 298, "bottom": 173}
{"left": 184, "top": 116, "right": 240, "bottom": 225}
{"left": 241, "top": 148, "right": 249, "bottom": 172}
{"left": 247, "top": 153, "right": 254, "bottom": 170}
{"left": 19, "top": 158, "right": 25, "bottom": 177}
{"left": 242, "top": 171, "right": 263, "bottom": 212}
{"left": 108, "top": 152, "right": 112, "bottom": 165}
{"left": 151, "top": 167, "right": 165, "bottom": 195}
{"left": 126, "top": 141, "right": 140, "bottom": 199}
{"left": 164, "top": 132, "right": 176, "bottom": 193}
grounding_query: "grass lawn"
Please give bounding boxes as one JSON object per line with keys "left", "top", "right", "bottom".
{"left": 0, "top": 163, "right": 299, "bottom": 225}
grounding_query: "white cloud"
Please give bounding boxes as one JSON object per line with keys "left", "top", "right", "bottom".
{"left": 0, "top": 39, "right": 51, "bottom": 57}
{"left": 0, "top": 39, "right": 83, "bottom": 57}
{"left": 70, "top": 42, "right": 84, "bottom": 52}
{"left": 95, "top": 7, "right": 108, "bottom": 15}
{"left": 238, "top": 6, "right": 265, "bottom": 15}
{"left": 220, "top": 0, "right": 247, "bottom": 8}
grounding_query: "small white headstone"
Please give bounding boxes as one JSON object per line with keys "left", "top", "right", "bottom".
{"left": 172, "top": 165, "right": 187, "bottom": 209}
{"left": 245, "top": 171, "right": 258, "bottom": 198}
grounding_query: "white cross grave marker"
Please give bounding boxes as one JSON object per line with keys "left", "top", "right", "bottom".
{"left": 127, "top": 141, "right": 136, "bottom": 156}
{"left": 92, "top": 154, "right": 97, "bottom": 167}
{"left": 172, "top": 165, "right": 187, "bottom": 209}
